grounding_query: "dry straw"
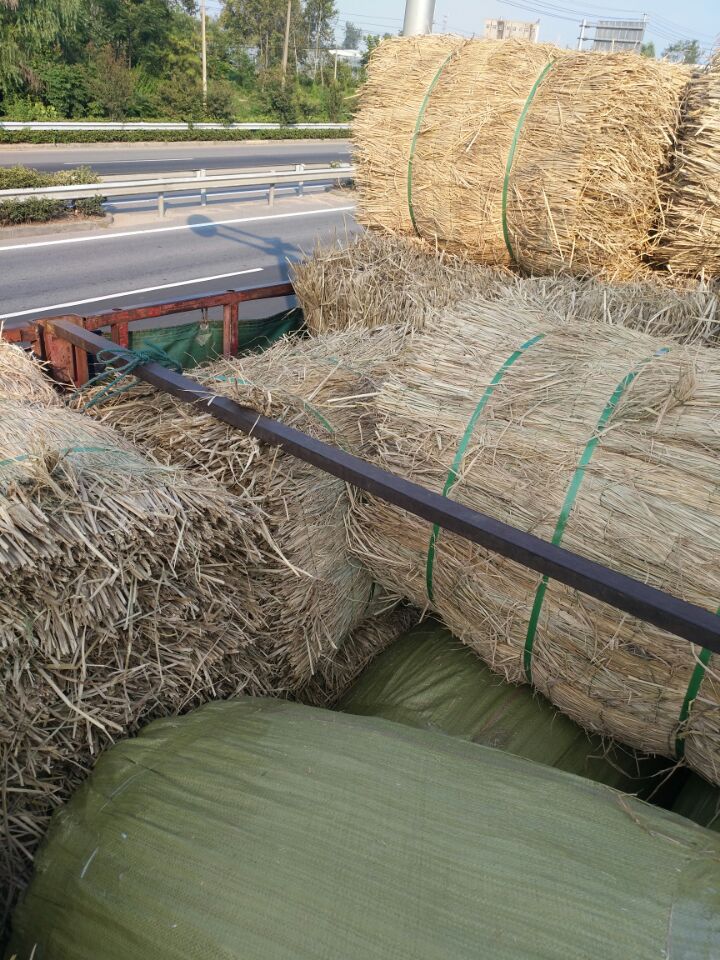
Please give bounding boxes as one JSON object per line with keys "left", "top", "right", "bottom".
{"left": 656, "top": 54, "right": 720, "bottom": 279}
{"left": 355, "top": 39, "right": 689, "bottom": 279}
{"left": 292, "top": 232, "right": 511, "bottom": 334}
{"left": 293, "top": 232, "right": 720, "bottom": 344}
{"left": 0, "top": 340, "right": 273, "bottom": 921}
{"left": 82, "top": 328, "right": 405, "bottom": 689}
{"left": 504, "top": 52, "right": 688, "bottom": 278}
{"left": 409, "top": 39, "right": 561, "bottom": 265}
{"left": 354, "top": 34, "right": 463, "bottom": 236}
{"left": 348, "top": 298, "right": 720, "bottom": 786}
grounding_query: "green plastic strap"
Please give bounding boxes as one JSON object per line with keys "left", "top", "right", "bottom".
{"left": 501, "top": 60, "right": 555, "bottom": 263}
{"left": 425, "top": 334, "right": 546, "bottom": 602}
{"left": 523, "top": 347, "right": 670, "bottom": 685}
{"left": 407, "top": 51, "right": 454, "bottom": 236}
{"left": 675, "top": 644, "right": 714, "bottom": 758}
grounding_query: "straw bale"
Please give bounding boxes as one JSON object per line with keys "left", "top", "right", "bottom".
{"left": 0, "top": 338, "right": 59, "bottom": 405}
{"left": 81, "top": 328, "right": 405, "bottom": 689}
{"left": 348, "top": 297, "right": 720, "bottom": 786}
{"left": 506, "top": 53, "right": 688, "bottom": 279}
{"left": 656, "top": 54, "right": 720, "bottom": 279}
{"left": 0, "top": 358, "right": 274, "bottom": 920}
{"left": 409, "top": 39, "right": 561, "bottom": 265}
{"left": 353, "top": 34, "right": 463, "bottom": 236}
{"left": 292, "top": 232, "right": 511, "bottom": 335}
{"left": 293, "top": 231, "right": 720, "bottom": 344}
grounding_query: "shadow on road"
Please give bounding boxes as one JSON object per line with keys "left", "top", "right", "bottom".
{"left": 186, "top": 213, "right": 301, "bottom": 267}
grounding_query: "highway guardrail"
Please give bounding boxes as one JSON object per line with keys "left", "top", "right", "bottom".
{"left": 0, "top": 164, "right": 355, "bottom": 216}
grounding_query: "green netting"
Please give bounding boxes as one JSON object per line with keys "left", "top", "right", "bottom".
{"left": 340, "top": 620, "right": 662, "bottom": 794}
{"left": 674, "top": 774, "right": 720, "bottom": 832}
{"left": 8, "top": 699, "right": 720, "bottom": 960}
{"left": 126, "top": 308, "right": 304, "bottom": 370}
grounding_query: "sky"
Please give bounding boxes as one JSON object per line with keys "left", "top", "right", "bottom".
{"left": 332, "top": 0, "right": 718, "bottom": 56}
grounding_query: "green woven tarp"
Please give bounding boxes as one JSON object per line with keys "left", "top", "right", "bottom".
{"left": 674, "top": 773, "right": 720, "bottom": 832}
{"left": 127, "top": 308, "right": 303, "bottom": 369}
{"left": 8, "top": 699, "right": 720, "bottom": 960}
{"left": 340, "top": 620, "right": 660, "bottom": 793}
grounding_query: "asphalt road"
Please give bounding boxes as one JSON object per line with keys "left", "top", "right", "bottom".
{"left": 0, "top": 195, "right": 357, "bottom": 328}
{"left": 1, "top": 139, "right": 352, "bottom": 176}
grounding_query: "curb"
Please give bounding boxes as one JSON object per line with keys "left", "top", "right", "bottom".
{"left": 0, "top": 213, "right": 114, "bottom": 239}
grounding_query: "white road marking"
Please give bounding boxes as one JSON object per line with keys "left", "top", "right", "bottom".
{"left": 64, "top": 158, "right": 191, "bottom": 164}
{"left": 0, "top": 205, "right": 355, "bottom": 254}
{"left": 0, "top": 268, "right": 263, "bottom": 320}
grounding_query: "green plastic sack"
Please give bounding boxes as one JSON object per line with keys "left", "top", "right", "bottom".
{"left": 340, "top": 620, "right": 661, "bottom": 793}
{"left": 674, "top": 773, "right": 720, "bottom": 831}
{"left": 8, "top": 699, "right": 720, "bottom": 960}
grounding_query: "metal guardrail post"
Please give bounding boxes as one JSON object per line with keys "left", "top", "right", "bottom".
{"left": 158, "top": 192, "right": 165, "bottom": 218}
{"left": 268, "top": 171, "right": 276, "bottom": 207}
{"left": 199, "top": 168, "right": 207, "bottom": 207}
{"left": 296, "top": 163, "right": 304, "bottom": 198}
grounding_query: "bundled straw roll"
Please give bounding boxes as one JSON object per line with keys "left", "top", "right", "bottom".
{"left": 410, "top": 39, "right": 560, "bottom": 265}
{"left": 656, "top": 54, "right": 720, "bottom": 278}
{"left": 0, "top": 341, "right": 269, "bottom": 921}
{"left": 505, "top": 52, "right": 688, "bottom": 279}
{"left": 292, "top": 233, "right": 511, "bottom": 335}
{"left": 349, "top": 298, "right": 720, "bottom": 785}
{"left": 355, "top": 40, "right": 688, "bottom": 279}
{"left": 293, "top": 232, "right": 720, "bottom": 344}
{"left": 354, "top": 34, "right": 463, "bottom": 236}
{"left": 83, "top": 329, "right": 404, "bottom": 688}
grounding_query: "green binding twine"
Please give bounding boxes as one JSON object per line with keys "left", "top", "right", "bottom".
{"left": 676, "top": 645, "right": 714, "bottom": 758}
{"left": 0, "top": 446, "right": 117, "bottom": 471}
{"left": 523, "top": 347, "right": 670, "bottom": 685}
{"left": 79, "top": 344, "right": 182, "bottom": 410}
{"left": 407, "top": 51, "right": 455, "bottom": 237}
{"left": 425, "top": 334, "right": 545, "bottom": 603}
{"left": 501, "top": 60, "right": 555, "bottom": 263}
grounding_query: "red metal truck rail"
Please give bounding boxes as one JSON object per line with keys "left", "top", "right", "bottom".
{"left": 2, "top": 282, "right": 295, "bottom": 386}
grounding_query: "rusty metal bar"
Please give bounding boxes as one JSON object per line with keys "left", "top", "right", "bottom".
{"left": 81, "top": 283, "right": 294, "bottom": 330}
{"left": 43, "top": 317, "right": 720, "bottom": 654}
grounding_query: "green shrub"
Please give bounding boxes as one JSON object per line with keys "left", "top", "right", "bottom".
{"left": 0, "top": 165, "right": 99, "bottom": 189}
{"left": 0, "top": 197, "right": 67, "bottom": 225}
{"left": 74, "top": 195, "right": 104, "bottom": 217}
{"left": 0, "top": 128, "right": 348, "bottom": 144}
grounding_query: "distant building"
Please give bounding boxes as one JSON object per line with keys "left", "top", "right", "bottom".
{"left": 484, "top": 19, "right": 540, "bottom": 43}
{"left": 328, "top": 49, "right": 363, "bottom": 72}
{"left": 589, "top": 19, "right": 646, "bottom": 52}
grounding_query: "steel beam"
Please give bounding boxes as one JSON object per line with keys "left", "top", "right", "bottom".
{"left": 44, "top": 317, "right": 720, "bottom": 654}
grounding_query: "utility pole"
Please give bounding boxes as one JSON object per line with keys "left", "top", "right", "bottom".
{"left": 402, "top": 0, "right": 436, "bottom": 36}
{"left": 200, "top": 0, "right": 207, "bottom": 111}
{"left": 577, "top": 17, "right": 586, "bottom": 50}
{"left": 281, "top": 0, "right": 292, "bottom": 88}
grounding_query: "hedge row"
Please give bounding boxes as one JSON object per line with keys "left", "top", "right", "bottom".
{"left": 0, "top": 195, "right": 104, "bottom": 226}
{"left": 0, "top": 164, "right": 99, "bottom": 189}
{"left": 0, "top": 128, "right": 349, "bottom": 145}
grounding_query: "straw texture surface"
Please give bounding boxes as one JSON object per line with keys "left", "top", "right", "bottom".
{"left": 0, "top": 341, "right": 269, "bottom": 922}
{"left": 355, "top": 39, "right": 689, "bottom": 279}
{"left": 81, "top": 329, "right": 405, "bottom": 688}
{"left": 293, "top": 232, "right": 720, "bottom": 343}
{"left": 656, "top": 54, "right": 720, "bottom": 279}
{"left": 348, "top": 299, "right": 720, "bottom": 785}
